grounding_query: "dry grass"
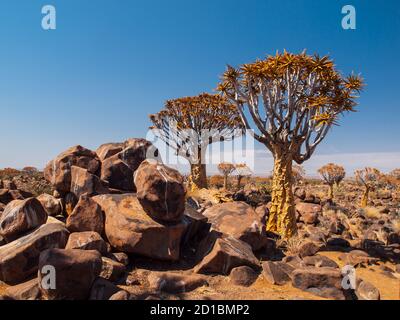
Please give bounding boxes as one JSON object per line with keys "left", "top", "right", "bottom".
{"left": 362, "top": 206, "right": 381, "bottom": 219}
{"left": 277, "top": 235, "right": 306, "bottom": 256}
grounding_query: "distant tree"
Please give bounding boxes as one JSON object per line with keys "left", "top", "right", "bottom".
{"left": 150, "top": 93, "right": 243, "bottom": 190}
{"left": 292, "top": 165, "right": 306, "bottom": 186}
{"left": 218, "top": 162, "right": 236, "bottom": 189}
{"left": 0, "top": 167, "right": 21, "bottom": 179}
{"left": 234, "top": 163, "right": 253, "bottom": 189}
{"left": 218, "top": 51, "right": 363, "bottom": 238}
{"left": 22, "top": 166, "right": 39, "bottom": 174}
{"left": 318, "top": 163, "right": 346, "bottom": 200}
{"left": 355, "top": 167, "right": 384, "bottom": 207}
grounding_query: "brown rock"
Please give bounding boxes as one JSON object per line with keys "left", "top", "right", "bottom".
{"left": 134, "top": 159, "right": 185, "bottom": 223}
{"left": 202, "top": 202, "right": 269, "bottom": 251}
{"left": 356, "top": 280, "right": 380, "bottom": 300}
{"left": 148, "top": 272, "right": 208, "bottom": 293}
{"left": 0, "top": 223, "right": 69, "bottom": 284}
{"left": 195, "top": 231, "right": 260, "bottom": 275}
{"left": 298, "top": 241, "right": 321, "bottom": 258}
{"left": 37, "top": 194, "right": 62, "bottom": 216}
{"left": 44, "top": 145, "right": 101, "bottom": 193}
{"left": 302, "top": 255, "right": 339, "bottom": 268}
{"left": 292, "top": 267, "right": 345, "bottom": 300}
{"left": 66, "top": 195, "right": 104, "bottom": 234}
{"left": 100, "top": 156, "right": 134, "bottom": 191}
{"left": 0, "top": 189, "right": 13, "bottom": 205}
{"left": 89, "top": 278, "right": 121, "bottom": 300}
{"left": 296, "top": 202, "right": 321, "bottom": 224}
{"left": 65, "top": 231, "right": 108, "bottom": 255}
{"left": 229, "top": 266, "right": 258, "bottom": 287}
{"left": 5, "top": 278, "right": 41, "bottom": 300}
{"left": 0, "top": 198, "right": 48, "bottom": 242}
{"left": 96, "top": 143, "right": 124, "bottom": 161}
{"left": 93, "top": 194, "right": 187, "bottom": 261}
{"left": 262, "top": 261, "right": 290, "bottom": 285}
{"left": 70, "top": 166, "right": 109, "bottom": 198}
{"left": 38, "top": 248, "right": 102, "bottom": 300}
{"left": 100, "top": 257, "right": 126, "bottom": 282}
{"left": 109, "top": 290, "right": 130, "bottom": 300}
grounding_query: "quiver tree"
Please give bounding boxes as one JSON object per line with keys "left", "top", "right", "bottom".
{"left": 318, "top": 163, "right": 346, "bottom": 200}
{"left": 292, "top": 165, "right": 306, "bottom": 186}
{"left": 218, "top": 51, "right": 363, "bottom": 238}
{"left": 234, "top": 163, "right": 253, "bottom": 189}
{"left": 355, "top": 167, "right": 384, "bottom": 207}
{"left": 150, "top": 93, "right": 243, "bottom": 190}
{"left": 218, "top": 162, "right": 235, "bottom": 189}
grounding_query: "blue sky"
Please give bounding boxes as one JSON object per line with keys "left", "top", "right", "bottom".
{"left": 0, "top": 0, "right": 399, "bottom": 175}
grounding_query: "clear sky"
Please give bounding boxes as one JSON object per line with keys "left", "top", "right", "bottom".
{"left": 0, "top": 0, "right": 399, "bottom": 175}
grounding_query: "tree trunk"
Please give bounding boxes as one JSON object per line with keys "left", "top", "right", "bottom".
{"left": 266, "top": 151, "right": 297, "bottom": 238}
{"left": 189, "top": 163, "right": 207, "bottom": 190}
{"left": 361, "top": 187, "right": 369, "bottom": 207}
{"left": 223, "top": 174, "right": 228, "bottom": 189}
{"left": 237, "top": 175, "right": 243, "bottom": 189}
{"left": 328, "top": 184, "right": 334, "bottom": 200}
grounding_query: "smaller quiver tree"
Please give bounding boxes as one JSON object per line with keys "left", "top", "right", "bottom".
{"left": 218, "top": 162, "right": 235, "bottom": 189}
{"left": 354, "top": 167, "right": 384, "bottom": 207}
{"left": 234, "top": 163, "right": 253, "bottom": 189}
{"left": 318, "top": 163, "right": 345, "bottom": 200}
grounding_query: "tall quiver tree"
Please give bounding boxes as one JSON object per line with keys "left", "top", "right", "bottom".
{"left": 318, "top": 163, "right": 346, "bottom": 200}
{"left": 355, "top": 167, "right": 384, "bottom": 207}
{"left": 150, "top": 93, "right": 243, "bottom": 190}
{"left": 218, "top": 51, "right": 364, "bottom": 238}
{"left": 234, "top": 163, "right": 253, "bottom": 189}
{"left": 218, "top": 162, "right": 235, "bottom": 189}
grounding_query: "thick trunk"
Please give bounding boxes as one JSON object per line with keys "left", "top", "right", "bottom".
{"left": 328, "top": 184, "right": 334, "bottom": 200}
{"left": 361, "top": 187, "right": 369, "bottom": 207}
{"left": 266, "top": 152, "right": 297, "bottom": 238}
{"left": 237, "top": 176, "right": 243, "bottom": 189}
{"left": 189, "top": 163, "right": 207, "bottom": 190}
{"left": 223, "top": 174, "right": 228, "bottom": 189}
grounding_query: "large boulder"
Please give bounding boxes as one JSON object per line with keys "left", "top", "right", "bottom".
{"left": 0, "top": 198, "right": 48, "bottom": 242}
{"left": 134, "top": 159, "right": 186, "bottom": 223}
{"left": 65, "top": 231, "right": 109, "bottom": 255}
{"left": 93, "top": 194, "right": 187, "bottom": 261}
{"left": 36, "top": 194, "right": 62, "bottom": 216}
{"left": 98, "top": 138, "right": 158, "bottom": 192}
{"left": 0, "top": 223, "right": 69, "bottom": 284}
{"left": 70, "top": 166, "right": 109, "bottom": 198}
{"left": 202, "top": 202, "right": 269, "bottom": 251}
{"left": 295, "top": 202, "right": 321, "bottom": 224}
{"left": 0, "top": 189, "right": 13, "bottom": 205}
{"left": 38, "top": 248, "right": 102, "bottom": 300}
{"left": 66, "top": 195, "right": 105, "bottom": 234}
{"left": 195, "top": 231, "right": 260, "bottom": 275}
{"left": 44, "top": 145, "right": 100, "bottom": 193}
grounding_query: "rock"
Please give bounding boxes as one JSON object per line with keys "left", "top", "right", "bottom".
{"left": 109, "top": 290, "right": 130, "bottom": 300}
{"left": 100, "top": 156, "right": 134, "bottom": 191}
{"left": 292, "top": 267, "right": 345, "bottom": 300}
{"left": 302, "top": 255, "right": 339, "bottom": 268}
{"left": 93, "top": 194, "right": 187, "bottom": 261}
{"left": 46, "top": 216, "right": 66, "bottom": 226}
{"left": 38, "top": 248, "right": 102, "bottom": 300}
{"left": 294, "top": 188, "right": 306, "bottom": 200}
{"left": 148, "top": 272, "right": 208, "bottom": 293}
{"left": 44, "top": 145, "right": 101, "bottom": 193}
{"left": 108, "top": 252, "right": 129, "bottom": 266}
{"left": 65, "top": 231, "right": 109, "bottom": 255}
{"left": 89, "top": 278, "right": 121, "bottom": 300}
{"left": 202, "top": 202, "right": 269, "bottom": 251}
{"left": 5, "top": 278, "right": 41, "bottom": 300}
{"left": 298, "top": 241, "right": 321, "bottom": 258}
{"left": 195, "top": 231, "right": 260, "bottom": 275}
{"left": 296, "top": 202, "right": 321, "bottom": 224}
{"left": 395, "top": 264, "right": 400, "bottom": 273}
{"left": 356, "top": 280, "right": 380, "bottom": 300}
{"left": 0, "top": 189, "right": 13, "bottom": 205}
{"left": 66, "top": 195, "right": 104, "bottom": 234}
{"left": 134, "top": 160, "right": 185, "bottom": 223}
{"left": 3, "top": 180, "right": 17, "bottom": 190}
{"left": 182, "top": 205, "right": 210, "bottom": 245}
{"left": 37, "top": 194, "right": 62, "bottom": 216}
{"left": 262, "top": 261, "right": 290, "bottom": 285}
{"left": 70, "top": 166, "right": 109, "bottom": 198}
{"left": 326, "top": 237, "right": 350, "bottom": 248}
{"left": 339, "top": 250, "right": 379, "bottom": 267}
{"left": 229, "top": 266, "right": 258, "bottom": 287}
{"left": 0, "top": 223, "right": 69, "bottom": 284}
{"left": 99, "top": 138, "right": 158, "bottom": 192}
{"left": 100, "top": 257, "right": 126, "bottom": 282}
{"left": 0, "top": 198, "right": 48, "bottom": 242}
{"left": 64, "top": 192, "right": 78, "bottom": 215}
